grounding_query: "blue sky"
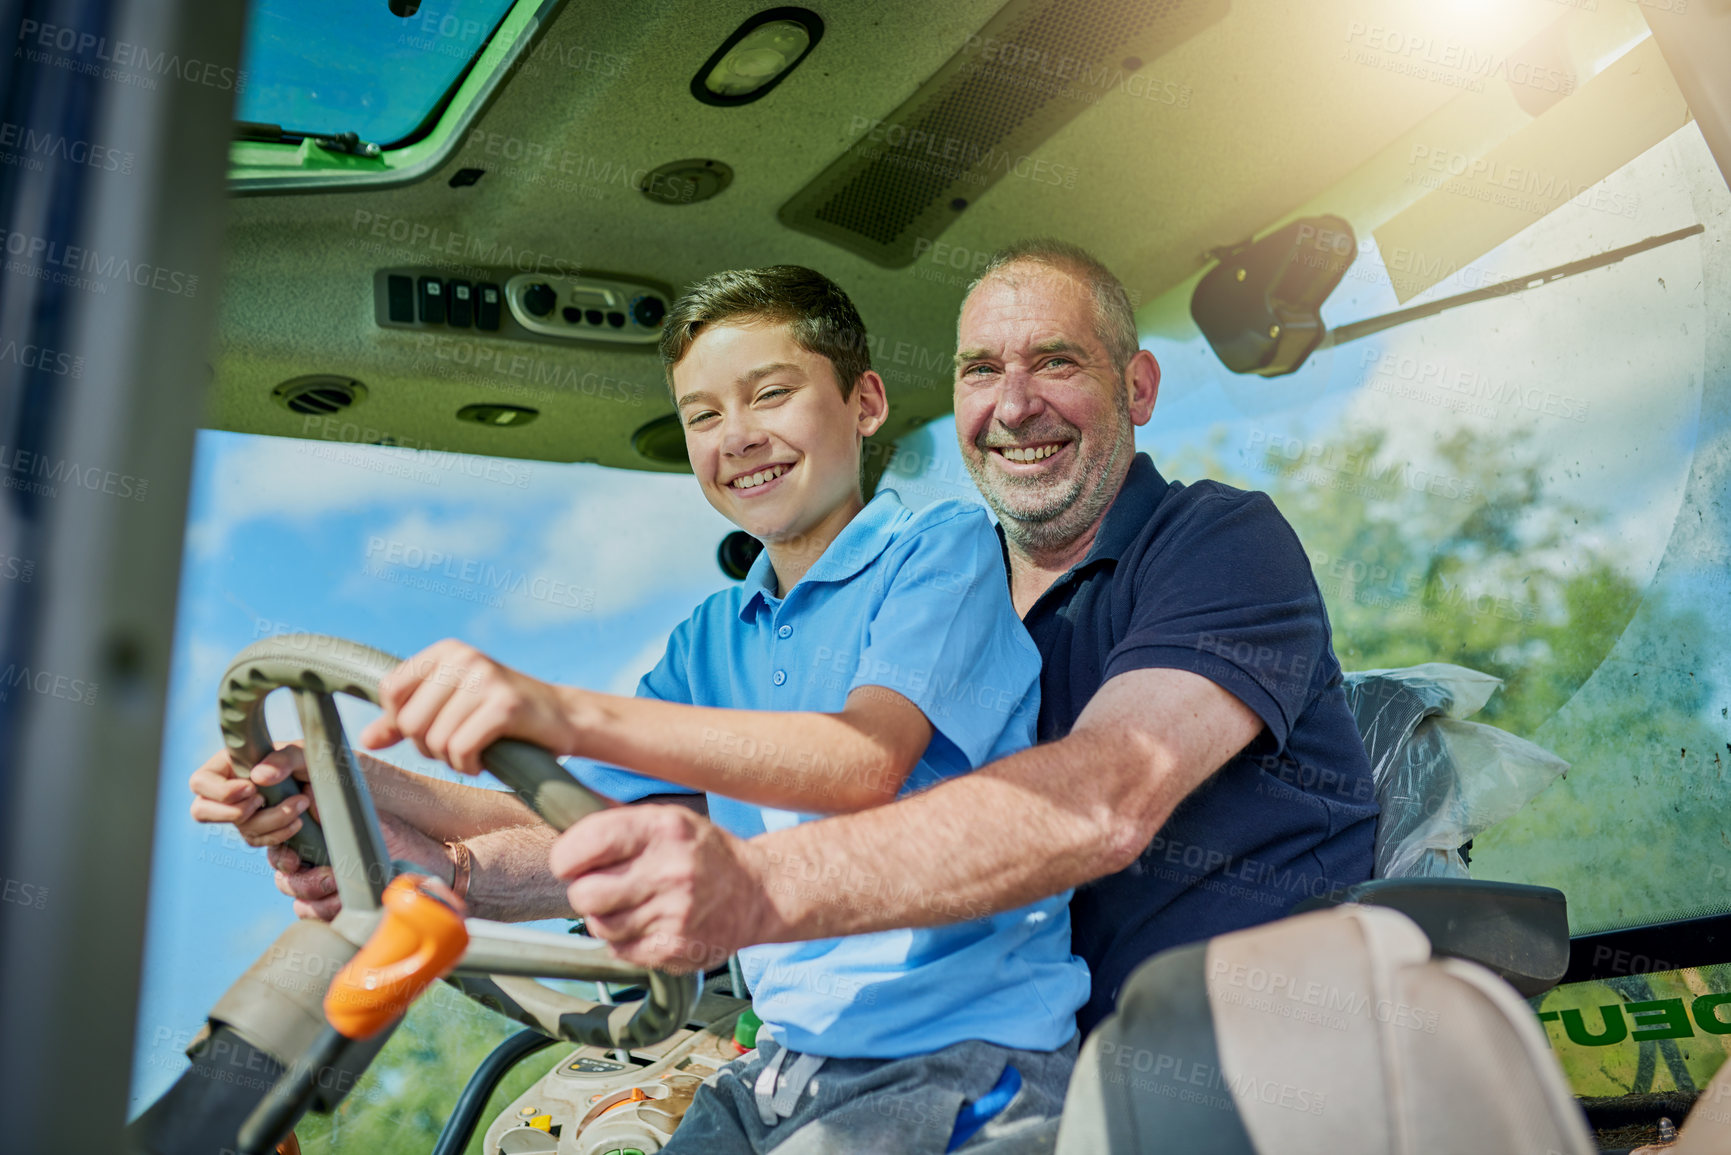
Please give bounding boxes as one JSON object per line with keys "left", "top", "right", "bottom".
{"left": 235, "top": 0, "right": 516, "bottom": 144}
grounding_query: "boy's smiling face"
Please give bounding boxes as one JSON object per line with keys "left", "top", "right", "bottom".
{"left": 674, "top": 319, "right": 888, "bottom": 547}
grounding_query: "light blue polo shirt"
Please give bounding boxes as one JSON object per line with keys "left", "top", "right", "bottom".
{"left": 572, "top": 489, "right": 1088, "bottom": 1058}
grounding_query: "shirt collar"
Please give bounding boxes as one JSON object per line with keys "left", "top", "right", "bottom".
{"left": 993, "top": 452, "right": 1168, "bottom": 580}
{"left": 1082, "top": 452, "right": 1167, "bottom": 566}
{"left": 737, "top": 488, "right": 909, "bottom": 620}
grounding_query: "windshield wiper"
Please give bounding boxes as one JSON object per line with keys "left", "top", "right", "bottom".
{"left": 233, "top": 122, "right": 383, "bottom": 159}
{"left": 1325, "top": 223, "right": 1707, "bottom": 348}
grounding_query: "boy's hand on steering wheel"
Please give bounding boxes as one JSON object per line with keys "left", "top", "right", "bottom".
{"left": 190, "top": 742, "right": 451, "bottom": 921}
{"left": 359, "top": 639, "right": 580, "bottom": 775}
{"left": 188, "top": 742, "right": 317, "bottom": 847}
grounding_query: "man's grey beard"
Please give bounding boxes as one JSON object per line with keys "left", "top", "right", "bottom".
{"left": 965, "top": 389, "right": 1136, "bottom": 556}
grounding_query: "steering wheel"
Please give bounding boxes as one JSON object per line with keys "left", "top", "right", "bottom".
{"left": 217, "top": 634, "right": 699, "bottom": 1050}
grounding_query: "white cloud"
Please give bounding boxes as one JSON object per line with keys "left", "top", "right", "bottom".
{"left": 503, "top": 472, "right": 736, "bottom": 625}
{"left": 182, "top": 433, "right": 738, "bottom": 627}
{"left": 361, "top": 509, "right": 510, "bottom": 567}
{"left": 606, "top": 633, "right": 674, "bottom": 696}
{"left": 185, "top": 433, "right": 553, "bottom": 560}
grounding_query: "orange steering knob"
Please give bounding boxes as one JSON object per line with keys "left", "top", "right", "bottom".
{"left": 323, "top": 873, "right": 469, "bottom": 1039}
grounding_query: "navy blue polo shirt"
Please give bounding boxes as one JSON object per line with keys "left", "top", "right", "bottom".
{"left": 1016, "top": 453, "right": 1377, "bottom": 1035}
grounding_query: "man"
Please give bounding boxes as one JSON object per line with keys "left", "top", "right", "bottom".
{"left": 193, "top": 240, "right": 1376, "bottom": 1036}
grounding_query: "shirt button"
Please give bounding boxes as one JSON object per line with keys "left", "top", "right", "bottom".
{"left": 773, "top": 670, "right": 787, "bottom": 686}
{"left": 778, "top": 624, "right": 793, "bottom": 639}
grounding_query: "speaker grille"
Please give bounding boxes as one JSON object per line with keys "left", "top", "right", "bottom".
{"left": 780, "top": 0, "right": 1227, "bottom": 266}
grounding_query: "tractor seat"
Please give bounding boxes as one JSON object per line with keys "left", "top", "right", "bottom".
{"left": 1054, "top": 904, "right": 1596, "bottom": 1154}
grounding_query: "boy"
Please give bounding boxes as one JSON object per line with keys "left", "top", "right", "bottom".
{"left": 223, "top": 267, "right": 1087, "bottom": 1152}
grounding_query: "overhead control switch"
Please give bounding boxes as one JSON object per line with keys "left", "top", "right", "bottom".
{"left": 386, "top": 275, "right": 415, "bottom": 323}
{"left": 448, "top": 280, "right": 474, "bottom": 328}
{"left": 506, "top": 273, "right": 669, "bottom": 347}
{"left": 477, "top": 283, "right": 502, "bottom": 330}
{"left": 374, "top": 269, "right": 670, "bottom": 348}
{"left": 417, "top": 276, "right": 445, "bottom": 325}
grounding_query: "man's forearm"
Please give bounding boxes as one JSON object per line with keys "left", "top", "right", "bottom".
{"left": 363, "top": 756, "right": 569, "bottom": 920}
{"left": 740, "top": 667, "right": 1261, "bottom": 943}
{"left": 463, "top": 822, "right": 574, "bottom": 921}
{"left": 460, "top": 793, "right": 705, "bottom": 922}
{"left": 744, "top": 728, "right": 1153, "bottom": 940}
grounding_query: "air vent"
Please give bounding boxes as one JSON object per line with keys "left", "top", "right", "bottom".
{"left": 272, "top": 376, "right": 366, "bottom": 416}
{"left": 779, "top": 0, "right": 1226, "bottom": 266}
{"left": 631, "top": 414, "right": 691, "bottom": 469}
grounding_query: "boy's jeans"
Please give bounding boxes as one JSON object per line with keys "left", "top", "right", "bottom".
{"left": 662, "top": 1034, "right": 1078, "bottom": 1154}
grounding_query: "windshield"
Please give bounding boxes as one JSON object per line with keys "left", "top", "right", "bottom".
{"left": 887, "top": 116, "right": 1730, "bottom": 941}
{"left": 133, "top": 0, "right": 1731, "bottom": 1137}
{"left": 234, "top": 0, "right": 517, "bottom": 145}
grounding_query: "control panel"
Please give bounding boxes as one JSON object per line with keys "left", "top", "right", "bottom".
{"left": 372, "top": 269, "right": 669, "bottom": 349}
{"left": 482, "top": 1006, "right": 748, "bottom": 1155}
{"left": 507, "top": 274, "right": 667, "bottom": 346}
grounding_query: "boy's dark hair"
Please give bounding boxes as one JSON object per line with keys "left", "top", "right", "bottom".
{"left": 659, "top": 265, "right": 872, "bottom": 398}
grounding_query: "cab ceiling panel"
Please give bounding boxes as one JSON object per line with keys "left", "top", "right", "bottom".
{"left": 209, "top": 0, "right": 1010, "bottom": 470}
{"left": 780, "top": 0, "right": 1229, "bottom": 266}
{"left": 209, "top": 0, "right": 1607, "bottom": 471}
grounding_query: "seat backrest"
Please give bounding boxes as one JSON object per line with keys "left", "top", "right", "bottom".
{"left": 1340, "top": 664, "right": 1500, "bottom": 775}
{"left": 1298, "top": 876, "right": 1570, "bottom": 997}
{"left": 1676, "top": 1056, "right": 1731, "bottom": 1153}
{"left": 1342, "top": 664, "right": 1494, "bottom": 879}
{"left": 1056, "top": 905, "right": 1595, "bottom": 1155}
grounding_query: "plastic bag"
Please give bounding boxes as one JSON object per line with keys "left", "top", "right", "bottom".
{"left": 1341, "top": 665, "right": 1570, "bottom": 879}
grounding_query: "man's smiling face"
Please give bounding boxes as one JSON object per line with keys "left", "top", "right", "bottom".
{"left": 953, "top": 263, "right": 1150, "bottom": 554}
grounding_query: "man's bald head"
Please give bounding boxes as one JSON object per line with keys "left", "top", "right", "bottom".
{"left": 963, "top": 239, "right": 1139, "bottom": 374}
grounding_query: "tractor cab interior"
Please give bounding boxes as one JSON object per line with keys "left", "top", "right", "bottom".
{"left": 2, "top": 0, "right": 1728, "bottom": 1151}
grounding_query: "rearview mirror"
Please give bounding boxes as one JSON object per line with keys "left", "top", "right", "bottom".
{"left": 1190, "top": 214, "right": 1356, "bottom": 377}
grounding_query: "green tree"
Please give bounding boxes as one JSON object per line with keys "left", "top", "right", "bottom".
{"left": 294, "top": 979, "right": 567, "bottom": 1155}
{"left": 1167, "top": 420, "right": 1727, "bottom": 934}
{"left": 1172, "top": 418, "right": 1729, "bottom": 1099}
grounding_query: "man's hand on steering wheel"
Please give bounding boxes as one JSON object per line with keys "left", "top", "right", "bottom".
{"left": 550, "top": 804, "right": 783, "bottom": 973}
{"left": 359, "top": 638, "right": 580, "bottom": 774}
{"left": 200, "top": 633, "right": 702, "bottom": 1055}
{"left": 264, "top": 812, "right": 447, "bottom": 920}
{"left": 188, "top": 742, "right": 450, "bottom": 921}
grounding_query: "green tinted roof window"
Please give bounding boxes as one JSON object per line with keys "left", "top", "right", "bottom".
{"left": 235, "top": 0, "right": 517, "bottom": 147}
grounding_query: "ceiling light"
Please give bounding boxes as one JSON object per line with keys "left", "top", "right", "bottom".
{"left": 692, "top": 8, "right": 824, "bottom": 107}
{"left": 456, "top": 403, "right": 537, "bottom": 427}
{"left": 640, "top": 158, "right": 733, "bottom": 205}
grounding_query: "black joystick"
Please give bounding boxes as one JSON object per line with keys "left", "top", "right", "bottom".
{"left": 522, "top": 283, "right": 557, "bottom": 317}
{"left": 631, "top": 295, "right": 666, "bottom": 328}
